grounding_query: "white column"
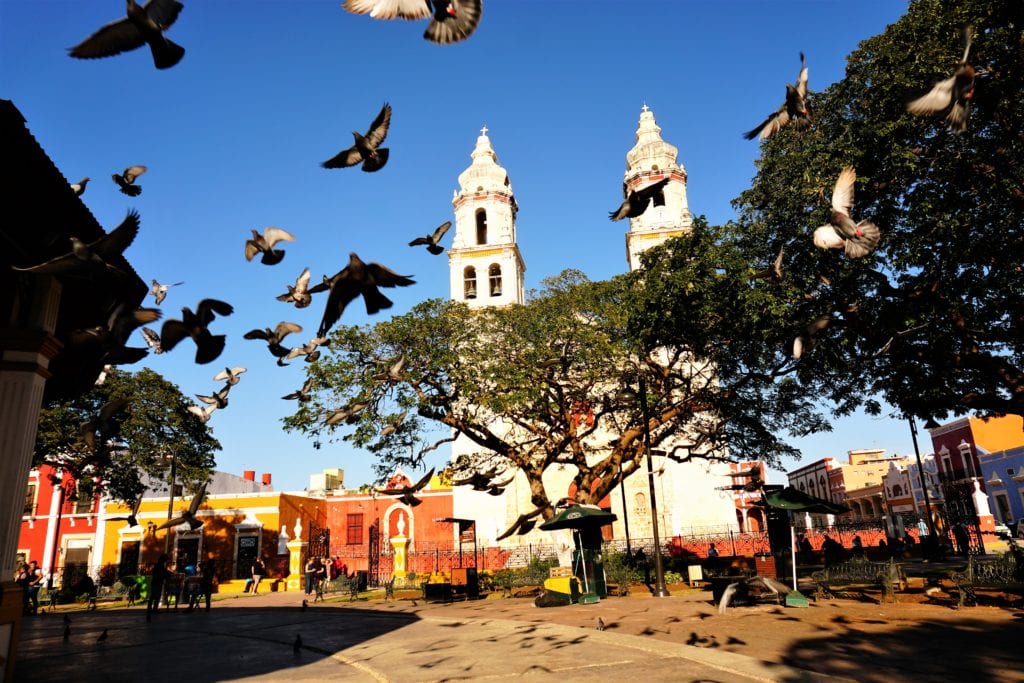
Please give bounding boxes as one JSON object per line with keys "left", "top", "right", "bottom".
{"left": 40, "top": 470, "right": 64, "bottom": 580}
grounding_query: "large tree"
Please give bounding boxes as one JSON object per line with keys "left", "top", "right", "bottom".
{"left": 34, "top": 367, "right": 219, "bottom": 504}
{"left": 285, "top": 266, "right": 825, "bottom": 536}
{"left": 729, "top": 0, "right": 1024, "bottom": 422}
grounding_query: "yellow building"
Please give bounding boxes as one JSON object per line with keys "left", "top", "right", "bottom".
{"left": 98, "top": 484, "right": 324, "bottom": 594}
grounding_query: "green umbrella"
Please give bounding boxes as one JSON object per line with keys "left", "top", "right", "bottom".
{"left": 759, "top": 486, "right": 850, "bottom": 515}
{"left": 539, "top": 504, "right": 617, "bottom": 531}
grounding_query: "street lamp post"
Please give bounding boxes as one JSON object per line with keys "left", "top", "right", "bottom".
{"left": 908, "top": 417, "right": 940, "bottom": 560}
{"left": 618, "top": 469, "right": 632, "bottom": 557}
{"left": 164, "top": 453, "right": 178, "bottom": 556}
{"left": 637, "top": 377, "right": 669, "bottom": 598}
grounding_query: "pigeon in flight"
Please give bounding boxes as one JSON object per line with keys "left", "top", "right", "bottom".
{"left": 213, "top": 367, "right": 246, "bottom": 385}
{"left": 378, "top": 468, "right": 435, "bottom": 507}
{"left": 157, "top": 482, "right": 207, "bottom": 530}
{"left": 245, "top": 227, "right": 295, "bottom": 266}
{"left": 792, "top": 314, "right": 832, "bottom": 359}
{"left": 64, "top": 303, "right": 161, "bottom": 366}
{"left": 108, "top": 496, "right": 143, "bottom": 527}
{"left": 80, "top": 398, "right": 129, "bottom": 451}
{"left": 749, "top": 244, "right": 785, "bottom": 283}
{"left": 70, "top": 177, "right": 90, "bottom": 197}
{"left": 140, "top": 327, "right": 163, "bottom": 354}
{"left": 283, "top": 377, "right": 315, "bottom": 402}
{"left": 310, "top": 253, "right": 415, "bottom": 338}
{"left": 322, "top": 103, "right": 392, "bottom": 173}
{"left": 608, "top": 177, "right": 670, "bottom": 221}
{"left": 276, "top": 267, "right": 313, "bottom": 308}
{"left": 160, "top": 299, "right": 234, "bottom": 365}
{"left": 324, "top": 400, "right": 369, "bottom": 426}
{"left": 496, "top": 508, "right": 541, "bottom": 541}
{"left": 196, "top": 385, "right": 230, "bottom": 409}
{"left": 149, "top": 279, "right": 183, "bottom": 305}
{"left": 812, "top": 166, "right": 881, "bottom": 259}
{"left": 408, "top": 221, "right": 452, "bottom": 255}
{"left": 342, "top": 0, "right": 483, "bottom": 45}
{"left": 285, "top": 336, "right": 329, "bottom": 363}
{"left": 744, "top": 53, "right": 811, "bottom": 141}
{"left": 244, "top": 322, "right": 303, "bottom": 363}
{"left": 12, "top": 209, "right": 140, "bottom": 280}
{"left": 372, "top": 355, "right": 406, "bottom": 382}
{"left": 907, "top": 26, "right": 976, "bottom": 134}
{"left": 112, "top": 166, "right": 147, "bottom": 196}
{"left": 188, "top": 403, "right": 216, "bottom": 423}
{"left": 69, "top": 0, "right": 185, "bottom": 70}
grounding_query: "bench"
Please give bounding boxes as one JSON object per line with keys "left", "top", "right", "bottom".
{"left": 320, "top": 576, "right": 359, "bottom": 602}
{"left": 812, "top": 557, "right": 907, "bottom": 604}
{"left": 88, "top": 581, "right": 131, "bottom": 610}
{"left": 947, "top": 547, "right": 1024, "bottom": 608}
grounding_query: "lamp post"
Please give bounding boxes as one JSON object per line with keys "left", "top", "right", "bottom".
{"left": 907, "top": 417, "right": 937, "bottom": 538}
{"left": 637, "top": 377, "right": 669, "bottom": 597}
{"left": 618, "top": 468, "right": 632, "bottom": 557}
{"left": 164, "top": 453, "right": 178, "bottom": 556}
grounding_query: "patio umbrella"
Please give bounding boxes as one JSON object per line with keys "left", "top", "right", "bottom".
{"left": 540, "top": 505, "right": 617, "bottom": 596}
{"left": 758, "top": 486, "right": 850, "bottom": 515}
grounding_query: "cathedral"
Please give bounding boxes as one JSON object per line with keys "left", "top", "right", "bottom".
{"left": 447, "top": 108, "right": 741, "bottom": 547}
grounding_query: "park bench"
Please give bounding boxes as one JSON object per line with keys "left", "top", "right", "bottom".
{"left": 811, "top": 557, "right": 907, "bottom": 603}
{"left": 87, "top": 581, "right": 131, "bottom": 610}
{"left": 946, "top": 547, "right": 1024, "bottom": 608}
{"left": 320, "top": 575, "right": 359, "bottom": 602}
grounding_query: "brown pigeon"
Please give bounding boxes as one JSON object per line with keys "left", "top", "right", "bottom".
{"left": 322, "top": 103, "right": 392, "bottom": 172}
{"left": 160, "top": 299, "right": 234, "bottom": 364}
{"left": 744, "top": 53, "right": 811, "bottom": 141}
{"left": 245, "top": 227, "right": 295, "bottom": 266}
{"left": 310, "top": 253, "right": 415, "bottom": 337}
{"left": 907, "top": 26, "right": 976, "bottom": 134}
{"left": 342, "top": 0, "right": 482, "bottom": 45}
{"left": 112, "top": 166, "right": 147, "bottom": 196}
{"left": 69, "top": 0, "right": 185, "bottom": 70}
{"left": 812, "top": 166, "right": 881, "bottom": 259}
{"left": 609, "top": 177, "right": 670, "bottom": 221}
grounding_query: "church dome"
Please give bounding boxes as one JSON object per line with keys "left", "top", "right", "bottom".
{"left": 457, "top": 127, "right": 512, "bottom": 195}
{"left": 625, "top": 105, "right": 684, "bottom": 178}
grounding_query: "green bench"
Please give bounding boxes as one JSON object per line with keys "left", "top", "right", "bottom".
{"left": 812, "top": 557, "right": 907, "bottom": 603}
{"left": 947, "top": 548, "right": 1024, "bottom": 608}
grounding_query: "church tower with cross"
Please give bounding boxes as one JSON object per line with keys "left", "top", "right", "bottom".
{"left": 623, "top": 104, "right": 694, "bottom": 271}
{"left": 447, "top": 126, "right": 526, "bottom": 308}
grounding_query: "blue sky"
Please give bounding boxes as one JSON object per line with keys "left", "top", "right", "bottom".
{"left": 1, "top": 1, "right": 916, "bottom": 492}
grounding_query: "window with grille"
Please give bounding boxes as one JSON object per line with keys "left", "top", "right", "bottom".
{"left": 24, "top": 483, "right": 36, "bottom": 515}
{"left": 346, "top": 513, "right": 363, "bottom": 545}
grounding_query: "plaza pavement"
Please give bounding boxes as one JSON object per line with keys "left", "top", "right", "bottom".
{"left": 14, "top": 586, "right": 844, "bottom": 683}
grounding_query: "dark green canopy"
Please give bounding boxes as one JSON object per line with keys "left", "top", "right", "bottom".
{"left": 759, "top": 486, "right": 850, "bottom": 515}
{"left": 539, "top": 504, "right": 617, "bottom": 531}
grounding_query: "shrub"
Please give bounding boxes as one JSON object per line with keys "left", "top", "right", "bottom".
{"left": 98, "top": 563, "right": 118, "bottom": 587}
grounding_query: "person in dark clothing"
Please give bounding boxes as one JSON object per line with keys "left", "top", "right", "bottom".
{"left": 821, "top": 535, "right": 845, "bottom": 568}
{"left": 199, "top": 560, "right": 215, "bottom": 611}
{"left": 148, "top": 554, "right": 171, "bottom": 621}
{"left": 798, "top": 535, "right": 814, "bottom": 564}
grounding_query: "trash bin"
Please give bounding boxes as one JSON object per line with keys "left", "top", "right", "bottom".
{"left": 355, "top": 570, "right": 368, "bottom": 592}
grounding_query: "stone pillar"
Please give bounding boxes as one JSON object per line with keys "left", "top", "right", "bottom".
{"left": 972, "top": 479, "right": 996, "bottom": 533}
{"left": 391, "top": 534, "right": 409, "bottom": 580}
{"left": 286, "top": 538, "right": 306, "bottom": 592}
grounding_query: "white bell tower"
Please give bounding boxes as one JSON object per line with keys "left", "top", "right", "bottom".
{"left": 448, "top": 126, "right": 525, "bottom": 308}
{"left": 624, "top": 105, "right": 693, "bottom": 271}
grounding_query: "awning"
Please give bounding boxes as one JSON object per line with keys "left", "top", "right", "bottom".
{"left": 539, "top": 504, "right": 617, "bottom": 531}
{"left": 758, "top": 486, "right": 850, "bottom": 515}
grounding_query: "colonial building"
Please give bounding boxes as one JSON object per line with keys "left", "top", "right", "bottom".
{"left": 449, "top": 110, "right": 740, "bottom": 549}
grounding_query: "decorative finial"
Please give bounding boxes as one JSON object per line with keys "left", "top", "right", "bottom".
{"left": 480, "top": 125, "right": 489, "bottom": 136}
{"left": 641, "top": 102, "right": 650, "bottom": 113}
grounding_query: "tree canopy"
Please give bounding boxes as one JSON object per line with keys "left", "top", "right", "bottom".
{"left": 729, "top": 0, "right": 1024, "bottom": 422}
{"left": 285, "top": 266, "right": 826, "bottom": 534}
{"left": 34, "top": 367, "right": 219, "bottom": 504}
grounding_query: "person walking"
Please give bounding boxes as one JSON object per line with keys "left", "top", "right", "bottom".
{"left": 15, "top": 563, "right": 31, "bottom": 616}
{"left": 27, "top": 560, "right": 43, "bottom": 614}
{"left": 251, "top": 557, "right": 266, "bottom": 595}
{"left": 304, "top": 556, "right": 316, "bottom": 596}
{"left": 148, "top": 554, "right": 171, "bottom": 621}
{"left": 199, "top": 560, "right": 215, "bottom": 611}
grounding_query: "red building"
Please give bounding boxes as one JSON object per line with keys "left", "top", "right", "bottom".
{"left": 17, "top": 464, "right": 101, "bottom": 588}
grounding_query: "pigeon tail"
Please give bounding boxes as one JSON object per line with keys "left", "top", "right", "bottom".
{"left": 946, "top": 101, "right": 970, "bottom": 133}
{"left": 150, "top": 38, "right": 185, "bottom": 69}
{"left": 261, "top": 250, "right": 286, "bottom": 266}
{"left": 362, "top": 148, "right": 389, "bottom": 172}
{"left": 843, "top": 220, "right": 880, "bottom": 259}
{"left": 195, "top": 334, "right": 227, "bottom": 365}
{"left": 427, "top": 244, "right": 444, "bottom": 255}
{"left": 362, "top": 288, "right": 394, "bottom": 316}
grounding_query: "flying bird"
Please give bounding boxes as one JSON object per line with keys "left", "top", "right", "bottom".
{"left": 342, "top": 0, "right": 483, "bottom": 45}
{"left": 792, "top": 314, "right": 832, "bottom": 359}
{"left": 79, "top": 398, "right": 129, "bottom": 451}
{"left": 139, "top": 327, "right": 163, "bottom": 354}
{"left": 108, "top": 496, "right": 143, "bottom": 527}
{"left": 744, "top": 53, "right": 811, "bottom": 140}
{"left": 12, "top": 209, "right": 140, "bottom": 280}
{"left": 69, "top": 0, "right": 185, "bottom": 70}
{"left": 64, "top": 303, "right": 161, "bottom": 367}
{"left": 213, "top": 367, "right": 246, "bottom": 385}
{"left": 283, "top": 377, "right": 315, "bottom": 402}
{"left": 285, "top": 336, "right": 329, "bottom": 363}
{"left": 245, "top": 227, "right": 295, "bottom": 266}
{"left": 372, "top": 355, "right": 406, "bottom": 382}
{"left": 378, "top": 468, "right": 434, "bottom": 507}
{"left": 310, "top": 253, "right": 415, "bottom": 338}
{"left": 379, "top": 410, "right": 408, "bottom": 437}
{"left": 70, "top": 177, "right": 90, "bottom": 197}
{"left": 322, "top": 103, "right": 392, "bottom": 172}
{"left": 276, "top": 267, "right": 313, "bottom": 308}
{"left": 812, "top": 166, "right": 881, "bottom": 259}
{"left": 188, "top": 403, "right": 216, "bottom": 423}
{"left": 408, "top": 221, "right": 452, "bottom": 255}
{"left": 324, "top": 400, "right": 369, "bottom": 426}
{"left": 157, "top": 482, "right": 207, "bottom": 531}
{"left": 718, "top": 576, "right": 791, "bottom": 614}
{"left": 749, "top": 244, "right": 785, "bottom": 283}
{"left": 496, "top": 508, "right": 542, "bottom": 541}
{"left": 112, "top": 166, "right": 147, "bottom": 196}
{"left": 608, "top": 177, "right": 670, "bottom": 221}
{"left": 149, "top": 279, "right": 183, "bottom": 305}
{"left": 244, "top": 322, "right": 303, "bottom": 363}
{"left": 160, "top": 298, "right": 234, "bottom": 364}
{"left": 907, "top": 26, "right": 976, "bottom": 134}
{"left": 196, "top": 385, "right": 230, "bottom": 409}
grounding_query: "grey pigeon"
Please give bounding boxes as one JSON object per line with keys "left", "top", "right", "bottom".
{"left": 276, "top": 267, "right": 313, "bottom": 308}
{"left": 149, "top": 279, "right": 183, "bottom": 305}
{"left": 64, "top": 303, "right": 160, "bottom": 366}
{"left": 322, "top": 103, "right": 392, "bottom": 172}
{"left": 156, "top": 482, "right": 207, "bottom": 531}
{"left": 283, "top": 377, "right": 315, "bottom": 402}
{"left": 213, "top": 367, "right": 246, "bottom": 385}
{"left": 310, "top": 253, "right": 415, "bottom": 337}
{"left": 244, "top": 322, "right": 303, "bottom": 362}
{"left": 324, "top": 401, "right": 369, "bottom": 426}
{"left": 596, "top": 617, "right": 605, "bottom": 631}
{"left": 379, "top": 468, "right": 435, "bottom": 507}
{"left": 12, "top": 209, "right": 140, "bottom": 279}
{"left": 342, "top": 0, "right": 483, "bottom": 45}
{"left": 245, "top": 227, "right": 295, "bottom": 266}
{"left": 108, "top": 496, "right": 143, "bottom": 527}
{"left": 285, "top": 336, "right": 329, "bottom": 363}
{"left": 907, "top": 26, "right": 976, "bottom": 134}
{"left": 79, "top": 398, "right": 129, "bottom": 451}
{"left": 69, "top": 0, "right": 185, "bottom": 70}
{"left": 408, "top": 221, "right": 452, "bottom": 255}
{"left": 140, "top": 327, "right": 163, "bottom": 354}
{"left": 372, "top": 355, "right": 406, "bottom": 382}
{"left": 792, "top": 314, "right": 832, "bottom": 359}
{"left": 70, "top": 177, "right": 90, "bottom": 196}
{"left": 160, "top": 299, "right": 234, "bottom": 364}
{"left": 112, "top": 166, "right": 147, "bottom": 196}
{"left": 812, "top": 166, "right": 881, "bottom": 259}
{"left": 609, "top": 177, "right": 670, "bottom": 221}
{"left": 196, "top": 385, "right": 230, "bottom": 409}
{"left": 188, "top": 403, "right": 216, "bottom": 423}
{"left": 749, "top": 244, "right": 785, "bottom": 283}
{"left": 744, "top": 52, "right": 811, "bottom": 140}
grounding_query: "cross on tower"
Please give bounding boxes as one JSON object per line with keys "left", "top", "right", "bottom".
{"left": 480, "top": 125, "right": 489, "bottom": 136}
{"left": 641, "top": 103, "right": 650, "bottom": 113}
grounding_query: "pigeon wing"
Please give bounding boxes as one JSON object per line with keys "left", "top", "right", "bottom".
{"left": 366, "top": 262, "right": 415, "bottom": 288}
{"left": 144, "top": 0, "right": 184, "bottom": 30}
{"left": 195, "top": 299, "right": 234, "bottom": 325}
{"left": 424, "top": 0, "right": 482, "bottom": 44}
{"left": 795, "top": 53, "right": 808, "bottom": 99}
{"left": 91, "top": 209, "right": 141, "bottom": 261}
{"left": 159, "top": 318, "right": 191, "bottom": 351}
{"left": 343, "top": 0, "right": 432, "bottom": 19}
{"left": 907, "top": 76, "right": 956, "bottom": 114}
{"left": 188, "top": 482, "right": 207, "bottom": 516}
{"left": 321, "top": 144, "right": 363, "bottom": 169}
{"left": 363, "top": 103, "right": 392, "bottom": 149}
{"left": 68, "top": 16, "right": 144, "bottom": 59}
{"left": 263, "top": 227, "right": 295, "bottom": 248}
{"left": 431, "top": 221, "right": 452, "bottom": 242}
{"left": 317, "top": 278, "right": 361, "bottom": 337}
{"left": 830, "top": 166, "right": 856, "bottom": 217}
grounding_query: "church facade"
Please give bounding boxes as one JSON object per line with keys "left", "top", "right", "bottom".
{"left": 448, "top": 110, "right": 741, "bottom": 548}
